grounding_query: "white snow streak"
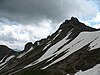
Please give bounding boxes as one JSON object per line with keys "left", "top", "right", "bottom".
{"left": 0, "top": 55, "right": 7, "bottom": 63}
{"left": 42, "top": 31, "right": 100, "bottom": 69}
{"left": 17, "top": 46, "right": 33, "bottom": 58}
{"left": 52, "top": 29, "right": 62, "bottom": 41}
{"left": 22, "top": 30, "right": 100, "bottom": 70}
{"left": 0, "top": 55, "right": 15, "bottom": 67}
{"left": 42, "top": 43, "right": 51, "bottom": 51}
{"left": 38, "top": 30, "right": 72, "bottom": 63}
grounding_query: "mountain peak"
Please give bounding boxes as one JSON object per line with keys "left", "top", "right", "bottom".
{"left": 61, "top": 17, "right": 96, "bottom": 31}
{"left": 64, "top": 17, "right": 79, "bottom": 23}
{"left": 70, "top": 17, "right": 79, "bottom": 22}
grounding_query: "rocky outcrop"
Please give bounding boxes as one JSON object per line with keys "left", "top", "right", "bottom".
{"left": 24, "top": 42, "right": 33, "bottom": 51}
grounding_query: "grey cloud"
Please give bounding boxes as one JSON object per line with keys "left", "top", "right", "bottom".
{"left": 0, "top": 32, "right": 18, "bottom": 43}
{"left": 0, "top": 0, "right": 97, "bottom": 25}
{"left": 0, "top": 0, "right": 99, "bottom": 51}
{"left": 0, "top": 0, "right": 98, "bottom": 50}
{"left": 0, "top": 0, "right": 63, "bottom": 24}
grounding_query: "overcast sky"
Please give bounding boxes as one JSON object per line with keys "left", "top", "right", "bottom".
{"left": 0, "top": 0, "right": 100, "bottom": 50}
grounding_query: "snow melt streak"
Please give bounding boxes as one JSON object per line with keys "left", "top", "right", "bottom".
{"left": 42, "top": 31, "right": 100, "bottom": 69}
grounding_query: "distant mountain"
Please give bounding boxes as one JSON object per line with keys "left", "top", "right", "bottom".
{"left": 0, "top": 17, "right": 100, "bottom": 75}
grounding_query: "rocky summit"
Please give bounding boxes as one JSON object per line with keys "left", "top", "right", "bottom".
{"left": 0, "top": 17, "right": 100, "bottom": 75}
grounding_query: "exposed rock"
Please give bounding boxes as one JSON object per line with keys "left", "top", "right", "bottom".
{"left": 24, "top": 42, "right": 33, "bottom": 51}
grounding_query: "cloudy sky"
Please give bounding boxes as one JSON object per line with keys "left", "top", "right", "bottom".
{"left": 0, "top": 0, "right": 100, "bottom": 50}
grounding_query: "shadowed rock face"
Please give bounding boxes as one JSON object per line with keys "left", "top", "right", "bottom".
{"left": 24, "top": 42, "right": 33, "bottom": 51}
{"left": 0, "top": 45, "right": 15, "bottom": 60}
{"left": 0, "top": 17, "right": 100, "bottom": 75}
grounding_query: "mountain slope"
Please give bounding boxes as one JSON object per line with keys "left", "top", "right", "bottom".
{"left": 0, "top": 17, "right": 100, "bottom": 75}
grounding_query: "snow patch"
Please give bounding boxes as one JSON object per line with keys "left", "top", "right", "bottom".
{"left": 52, "top": 29, "right": 62, "bottom": 41}
{"left": 75, "top": 64, "right": 100, "bottom": 75}
{"left": 5, "top": 55, "right": 15, "bottom": 62}
{"left": 34, "top": 29, "right": 73, "bottom": 65}
{"left": 0, "top": 55, "right": 15, "bottom": 67}
{"left": 89, "top": 35, "right": 100, "bottom": 50}
{"left": 17, "top": 46, "right": 33, "bottom": 58}
{"left": 37, "top": 42, "right": 40, "bottom": 46}
{"left": 0, "top": 55, "right": 7, "bottom": 63}
{"left": 42, "top": 31, "right": 100, "bottom": 69}
{"left": 38, "top": 33, "right": 71, "bottom": 63}
{"left": 42, "top": 43, "right": 51, "bottom": 51}
{"left": 23, "top": 63, "right": 33, "bottom": 69}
